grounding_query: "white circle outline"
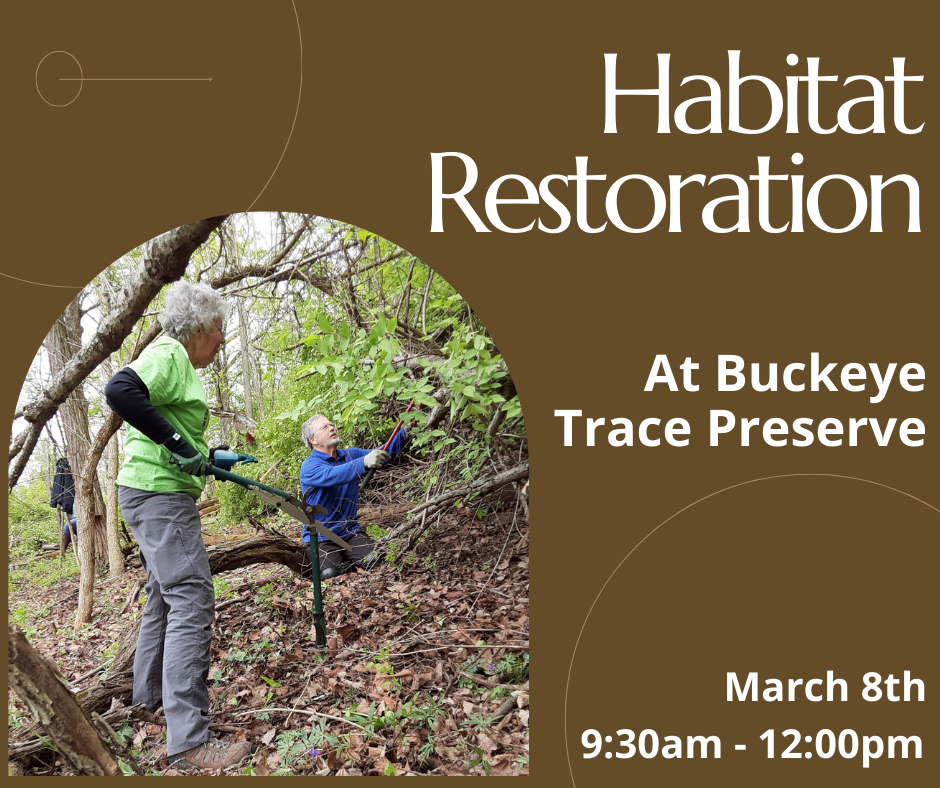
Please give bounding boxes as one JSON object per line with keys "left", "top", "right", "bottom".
{"left": 36, "top": 51, "right": 83, "bottom": 107}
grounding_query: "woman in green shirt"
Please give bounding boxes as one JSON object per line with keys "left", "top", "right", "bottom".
{"left": 106, "top": 280, "right": 251, "bottom": 770}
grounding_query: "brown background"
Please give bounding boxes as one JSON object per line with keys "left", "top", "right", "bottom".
{"left": 3, "top": 1, "right": 936, "bottom": 784}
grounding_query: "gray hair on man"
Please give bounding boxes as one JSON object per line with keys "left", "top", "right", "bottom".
{"left": 301, "top": 415, "right": 327, "bottom": 449}
{"left": 159, "top": 280, "right": 228, "bottom": 343}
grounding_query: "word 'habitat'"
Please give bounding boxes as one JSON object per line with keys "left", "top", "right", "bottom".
{"left": 605, "top": 52, "right": 923, "bottom": 135}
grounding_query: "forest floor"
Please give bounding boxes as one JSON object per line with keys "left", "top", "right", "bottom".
{"left": 7, "top": 502, "right": 529, "bottom": 776}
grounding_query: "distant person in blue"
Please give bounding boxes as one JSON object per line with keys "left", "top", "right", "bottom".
{"left": 62, "top": 517, "right": 78, "bottom": 551}
{"left": 299, "top": 415, "right": 408, "bottom": 580}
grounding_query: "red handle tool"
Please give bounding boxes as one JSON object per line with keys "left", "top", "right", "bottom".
{"left": 361, "top": 399, "right": 419, "bottom": 488}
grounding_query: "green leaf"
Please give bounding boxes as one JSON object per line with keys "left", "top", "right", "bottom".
{"left": 415, "top": 393, "right": 439, "bottom": 408}
{"left": 317, "top": 313, "right": 333, "bottom": 334}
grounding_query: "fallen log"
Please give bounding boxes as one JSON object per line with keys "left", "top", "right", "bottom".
{"left": 206, "top": 529, "right": 306, "bottom": 576}
{"left": 10, "top": 697, "right": 152, "bottom": 763}
{"left": 8, "top": 624, "right": 123, "bottom": 775}
{"left": 197, "top": 497, "right": 220, "bottom": 511}
{"left": 73, "top": 670, "right": 135, "bottom": 717}
{"left": 10, "top": 552, "right": 57, "bottom": 567}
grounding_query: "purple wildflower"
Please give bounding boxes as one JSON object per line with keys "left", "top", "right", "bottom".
{"left": 308, "top": 748, "right": 321, "bottom": 758}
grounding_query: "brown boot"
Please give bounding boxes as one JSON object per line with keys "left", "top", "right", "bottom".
{"left": 169, "top": 738, "right": 252, "bottom": 771}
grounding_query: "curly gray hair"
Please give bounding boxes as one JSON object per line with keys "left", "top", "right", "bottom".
{"left": 301, "top": 415, "right": 327, "bottom": 449}
{"left": 159, "top": 281, "right": 228, "bottom": 343}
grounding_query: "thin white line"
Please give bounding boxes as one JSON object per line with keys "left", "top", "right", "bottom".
{"left": 0, "top": 271, "right": 82, "bottom": 289}
{"left": 735, "top": 744, "right": 746, "bottom": 750}
{"left": 60, "top": 78, "right": 211, "bottom": 81}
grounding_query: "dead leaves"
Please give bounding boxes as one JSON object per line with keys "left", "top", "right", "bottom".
{"left": 411, "top": 669, "right": 435, "bottom": 691}
{"left": 10, "top": 511, "right": 529, "bottom": 776}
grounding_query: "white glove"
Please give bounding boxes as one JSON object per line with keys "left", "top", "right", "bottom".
{"left": 364, "top": 449, "right": 390, "bottom": 469}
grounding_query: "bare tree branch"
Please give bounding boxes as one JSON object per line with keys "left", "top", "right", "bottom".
{"left": 201, "top": 215, "right": 310, "bottom": 287}
{"left": 9, "top": 217, "right": 228, "bottom": 489}
{"left": 405, "top": 459, "right": 529, "bottom": 518}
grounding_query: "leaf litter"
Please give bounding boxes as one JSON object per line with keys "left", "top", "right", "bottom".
{"left": 8, "top": 506, "right": 529, "bottom": 776}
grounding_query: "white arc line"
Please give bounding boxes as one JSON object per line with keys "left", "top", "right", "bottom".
{"left": 564, "top": 473, "right": 940, "bottom": 788}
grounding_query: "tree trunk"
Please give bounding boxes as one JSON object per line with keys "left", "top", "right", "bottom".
{"left": 105, "top": 434, "right": 123, "bottom": 578}
{"left": 42, "top": 439, "right": 53, "bottom": 500}
{"left": 237, "top": 298, "right": 254, "bottom": 422}
{"left": 252, "top": 350, "right": 265, "bottom": 421}
{"left": 46, "top": 298, "right": 108, "bottom": 627}
{"left": 99, "top": 283, "right": 126, "bottom": 579}
{"left": 213, "top": 343, "right": 231, "bottom": 444}
{"left": 8, "top": 624, "right": 123, "bottom": 776}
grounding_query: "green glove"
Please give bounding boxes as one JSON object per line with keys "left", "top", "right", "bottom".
{"left": 170, "top": 451, "right": 207, "bottom": 476}
{"left": 165, "top": 433, "right": 207, "bottom": 477}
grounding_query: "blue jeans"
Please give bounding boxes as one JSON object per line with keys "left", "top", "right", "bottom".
{"left": 118, "top": 486, "right": 214, "bottom": 756}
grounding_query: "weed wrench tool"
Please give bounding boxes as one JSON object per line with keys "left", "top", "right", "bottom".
{"left": 200, "top": 448, "right": 348, "bottom": 647}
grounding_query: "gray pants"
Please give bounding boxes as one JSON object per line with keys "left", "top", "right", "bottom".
{"left": 119, "top": 486, "right": 214, "bottom": 756}
{"left": 318, "top": 530, "right": 375, "bottom": 573}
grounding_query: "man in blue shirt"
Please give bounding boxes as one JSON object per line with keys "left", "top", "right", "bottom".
{"left": 299, "top": 415, "right": 408, "bottom": 580}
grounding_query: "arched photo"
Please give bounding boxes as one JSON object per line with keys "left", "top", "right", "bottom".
{"left": 8, "top": 213, "right": 529, "bottom": 776}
